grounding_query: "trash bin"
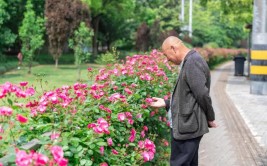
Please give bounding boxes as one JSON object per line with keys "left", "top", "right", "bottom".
{"left": 233, "top": 55, "right": 246, "bottom": 76}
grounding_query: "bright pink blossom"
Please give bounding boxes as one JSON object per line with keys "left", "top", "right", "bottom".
{"left": 100, "top": 146, "right": 104, "bottom": 155}
{"left": 107, "top": 138, "right": 113, "bottom": 146}
{"left": 57, "top": 158, "right": 68, "bottom": 166}
{"left": 117, "top": 113, "right": 125, "bottom": 121}
{"left": 143, "top": 126, "right": 148, "bottom": 131}
{"left": 125, "top": 112, "right": 132, "bottom": 119}
{"left": 25, "top": 87, "right": 35, "bottom": 96}
{"left": 113, "top": 85, "right": 118, "bottom": 91}
{"left": 16, "top": 150, "right": 32, "bottom": 166}
{"left": 136, "top": 113, "right": 142, "bottom": 119}
{"left": 145, "top": 98, "right": 153, "bottom": 104}
{"left": 142, "top": 151, "right": 154, "bottom": 162}
{"left": 100, "top": 162, "right": 108, "bottom": 166}
{"left": 17, "top": 114, "right": 28, "bottom": 123}
{"left": 128, "top": 119, "right": 134, "bottom": 125}
{"left": 128, "top": 129, "right": 136, "bottom": 142}
{"left": 87, "top": 67, "right": 92, "bottom": 72}
{"left": 111, "top": 149, "right": 118, "bottom": 155}
{"left": 19, "top": 82, "right": 28, "bottom": 87}
{"left": 124, "top": 88, "right": 133, "bottom": 95}
{"left": 141, "top": 130, "right": 145, "bottom": 138}
{"left": 0, "top": 106, "right": 13, "bottom": 116}
{"left": 33, "top": 152, "right": 49, "bottom": 165}
{"left": 50, "top": 146, "right": 64, "bottom": 163}
{"left": 88, "top": 118, "right": 109, "bottom": 134}
{"left": 50, "top": 132, "right": 60, "bottom": 140}
{"left": 164, "top": 95, "right": 169, "bottom": 100}
{"left": 141, "top": 104, "right": 147, "bottom": 109}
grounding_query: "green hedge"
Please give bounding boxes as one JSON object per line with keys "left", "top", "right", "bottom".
{"left": 0, "top": 61, "right": 39, "bottom": 75}
{"left": 0, "top": 62, "right": 18, "bottom": 74}
{"left": 207, "top": 55, "right": 232, "bottom": 70}
{"left": 35, "top": 53, "right": 75, "bottom": 64}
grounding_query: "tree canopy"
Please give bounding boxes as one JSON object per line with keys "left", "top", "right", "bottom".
{"left": 0, "top": 0, "right": 253, "bottom": 62}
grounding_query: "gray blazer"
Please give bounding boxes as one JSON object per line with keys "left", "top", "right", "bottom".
{"left": 165, "top": 50, "right": 215, "bottom": 140}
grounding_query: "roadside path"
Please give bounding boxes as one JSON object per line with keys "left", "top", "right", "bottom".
{"left": 199, "top": 62, "right": 267, "bottom": 166}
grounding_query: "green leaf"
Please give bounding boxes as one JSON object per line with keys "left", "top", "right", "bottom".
{"left": 80, "top": 159, "right": 87, "bottom": 165}
{"left": 128, "top": 143, "right": 135, "bottom": 147}
{"left": 70, "top": 146, "right": 78, "bottom": 153}
{"left": 64, "top": 151, "right": 73, "bottom": 157}
{"left": 62, "top": 146, "right": 69, "bottom": 151}
{"left": 89, "top": 144, "right": 95, "bottom": 149}
{"left": 86, "top": 160, "right": 93, "bottom": 166}
{"left": 96, "top": 142, "right": 107, "bottom": 146}
{"left": 88, "top": 150, "right": 93, "bottom": 155}
{"left": 77, "top": 145, "right": 83, "bottom": 152}
{"left": 7, "top": 98, "right": 13, "bottom": 105}
{"left": 70, "top": 137, "right": 80, "bottom": 147}
{"left": 133, "top": 93, "right": 141, "bottom": 100}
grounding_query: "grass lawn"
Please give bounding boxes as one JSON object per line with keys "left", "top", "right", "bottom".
{"left": 0, "top": 63, "right": 103, "bottom": 90}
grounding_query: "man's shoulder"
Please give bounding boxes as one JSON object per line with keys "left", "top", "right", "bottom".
{"left": 189, "top": 51, "right": 203, "bottom": 61}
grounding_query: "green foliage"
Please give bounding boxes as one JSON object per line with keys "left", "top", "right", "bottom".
{"left": 200, "top": 0, "right": 253, "bottom": 23}
{"left": 0, "top": 62, "right": 18, "bottom": 74}
{"left": 208, "top": 55, "right": 232, "bottom": 70}
{"left": 69, "top": 22, "right": 93, "bottom": 80}
{"left": 19, "top": 0, "right": 45, "bottom": 74}
{"left": 69, "top": 22, "right": 93, "bottom": 66}
{"left": 95, "top": 47, "right": 119, "bottom": 65}
{"left": 187, "top": 1, "right": 248, "bottom": 47}
{"left": 0, "top": 51, "right": 173, "bottom": 165}
{"left": 0, "top": 0, "right": 17, "bottom": 61}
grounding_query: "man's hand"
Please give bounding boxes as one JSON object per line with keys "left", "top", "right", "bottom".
{"left": 208, "top": 121, "right": 217, "bottom": 128}
{"left": 149, "top": 97, "right": 166, "bottom": 108}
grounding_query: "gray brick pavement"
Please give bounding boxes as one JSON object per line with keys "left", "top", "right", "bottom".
{"left": 199, "top": 62, "right": 267, "bottom": 166}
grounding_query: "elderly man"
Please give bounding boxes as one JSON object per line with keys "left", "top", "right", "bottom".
{"left": 150, "top": 36, "right": 217, "bottom": 166}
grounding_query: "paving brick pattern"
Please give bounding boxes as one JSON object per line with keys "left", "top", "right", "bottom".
{"left": 199, "top": 62, "right": 267, "bottom": 166}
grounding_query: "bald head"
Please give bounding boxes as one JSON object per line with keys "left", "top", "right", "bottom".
{"left": 162, "top": 36, "right": 183, "bottom": 51}
{"left": 161, "top": 36, "right": 189, "bottom": 65}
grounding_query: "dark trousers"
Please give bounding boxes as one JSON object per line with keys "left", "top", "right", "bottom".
{"left": 170, "top": 130, "right": 203, "bottom": 166}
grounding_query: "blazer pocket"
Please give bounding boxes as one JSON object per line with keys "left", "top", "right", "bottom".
{"left": 178, "top": 111, "right": 199, "bottom": 134}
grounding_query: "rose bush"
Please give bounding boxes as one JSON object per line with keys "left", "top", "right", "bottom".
{"left": 0, "top": 50, "right": 177, "bottom": 165}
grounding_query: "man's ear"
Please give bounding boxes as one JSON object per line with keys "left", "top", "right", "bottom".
{"left": 171, "top": 46, "right": 176, "bottom": 54}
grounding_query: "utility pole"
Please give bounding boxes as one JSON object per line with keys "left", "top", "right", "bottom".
{"left": 189, "top": 0, "right": 193, "bottom": 37}
{"left": 250, "top": 0, "right": 267, "bottom": 95}
{"left": 180, "top": 0, "right": 184, "bottom": 22}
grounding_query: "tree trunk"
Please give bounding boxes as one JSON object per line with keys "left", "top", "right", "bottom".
{"left": 28, "top": 62, "right": 32, "bottom": 74}
{"left": 78, "top": 66, "right": 81, "bottom": 81}
{"left": 55, "top": 58, "right": 58, "bottom": 68}
{"left": 107, "top": 40, "right": 111, "bottom": 51}
{"left": 92, "top": 16, "right": 100, "bottom": 61}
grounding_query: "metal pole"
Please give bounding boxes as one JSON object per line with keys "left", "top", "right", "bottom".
{"left": 251, "top": 0, "right": 267, "bottom": 95}
{"left": 189, "top": 0, "right": 193, "bottom": 37}
{"left": 181, "top": 0, "right": 184, "bottom": 22}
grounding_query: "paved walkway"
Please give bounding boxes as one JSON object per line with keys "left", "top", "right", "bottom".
{"left": 199, "top": 62, "right": 267, "bottom": 166}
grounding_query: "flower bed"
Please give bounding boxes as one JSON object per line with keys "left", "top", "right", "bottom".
{"left": 0, "top": 50, "right": 175, "bottom": 166}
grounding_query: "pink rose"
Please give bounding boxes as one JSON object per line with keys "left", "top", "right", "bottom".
{"left": 107, "top": 138, "right": 113, "bottom": 146}
{"left": 100, "top": 162, "right": 108, "bottom": 166}
{"left": 100, "top": 146, "right": 104, "bottom": 155}
{"left": 117, "top": 113, "right": 125, "bottom": 121}
{"left": 19, "top": 82, "right": 28, "bottom": 87}
{"left": 111, "top": 149, "right": 118, "bottom": 155}
{"left": 17, "top": 114, "right": 28, "bottom": 123}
